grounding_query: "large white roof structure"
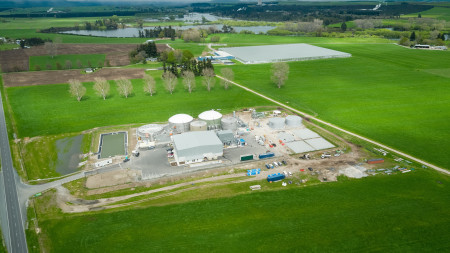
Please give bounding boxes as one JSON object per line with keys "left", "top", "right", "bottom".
{"left": 198, "top": 110, "right": 222, "bottom": 121}
{"left": 220, "top": 43, "right": 351, "bottom": 64}
{"left": 172, "top": 131, "right": 223, "bottom": 162}
{"left": 169, "top": 114, "right": 193, "bottom": 124}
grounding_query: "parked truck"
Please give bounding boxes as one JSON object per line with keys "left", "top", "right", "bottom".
{"left": 259, "top": 152, "right": 275, "bottom": 159}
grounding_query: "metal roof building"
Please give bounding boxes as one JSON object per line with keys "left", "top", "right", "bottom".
{"left": 172, "top": 131, "right": 223, "bottom": 164}
{"left": 217, "top": 130, "right": 237, "bottom": 146}
{"left": 219, "top": 43, "right": 351, "bottom": 64}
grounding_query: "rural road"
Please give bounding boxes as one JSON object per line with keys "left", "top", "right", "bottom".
{"left": 0, "top": 90, "right": 28, "bottom": 253}
{"left": 216, "top": 75, "right": 449, "bottom": 175}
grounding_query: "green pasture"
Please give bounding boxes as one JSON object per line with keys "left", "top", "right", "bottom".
{"left": 36, "top": 169, "right": 450, "bottom": 252}
{"left": 404, "top": 7, "right": 450, "bottom": 21}
{"left": 0, "top": 17, "right": 102, "bottom": 30}
{"left": 0, "top": 44, "right": 19, "bottom": 51}
{"left": 5, "top": 72, "right": 273, "bottom": 137}
{"left": 29, "top": 54, "right": 105, "bottom": 71}
{"left": 216, "top": 43, "right": 450, "bottom": 169}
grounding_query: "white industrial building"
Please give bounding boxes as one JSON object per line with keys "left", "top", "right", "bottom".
{"left": 172, "top": 131, "right": 223, "bottom": 165}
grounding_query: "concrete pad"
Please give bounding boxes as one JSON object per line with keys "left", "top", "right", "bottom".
{"left": 277, "top": 132, "right": 295, "bottom": 143}
{"left": 286, "top": 141, "right": 316, "bottom": 154}
{"left": 304, "top": 137, "right": 335, "bottom": 150}
{"left": 292, "top": 129, "right": 321, "bottom": 140}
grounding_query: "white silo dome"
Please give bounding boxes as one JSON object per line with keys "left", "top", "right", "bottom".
{"left": 268, "top": 117, "right": 285, "bottom": 129}
{"left": 285, "top": 115, "right": 302, "bottom": 127}
{"left": 198, "top": 110, "right": 222, "bottom": 121}
{"left": 169, "top": 114, "right": 193, "bottom": 124}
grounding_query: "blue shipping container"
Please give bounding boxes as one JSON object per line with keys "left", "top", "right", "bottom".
{"left": 259, "top": 152, "right": 275, "bottom": 159}
{"left": 267, "top": 173, "right": 285, "bottom": 182}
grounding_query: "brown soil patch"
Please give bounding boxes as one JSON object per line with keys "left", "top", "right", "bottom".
{"left": 2, "top": 68, "right": 146, "bottom": 87}
{"left": 0, "top": 43, "right": 169, "bottom": 73}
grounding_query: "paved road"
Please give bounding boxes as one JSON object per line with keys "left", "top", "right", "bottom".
{"left": 216, "top": 75, "right": 449, "bottom": 175}
{"left": 0, "top": 90, "right": 28, "bottom": 253}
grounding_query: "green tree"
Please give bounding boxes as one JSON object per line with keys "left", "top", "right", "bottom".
{"left": 271, "top": 62, "right": 289, "bottom": 89}
{"left": 410, "top": 31, "right": 416, "bottom": 41}
{"left": 418, "top": 13, "right": 422, "bottom": 18}
{"left": 341, "top": 22, "right": 347, "bottom": 32}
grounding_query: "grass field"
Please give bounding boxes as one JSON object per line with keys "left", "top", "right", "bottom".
{"left": 404, "top": 7, "right": 450, "bottom": 21}
{"left": 5, "top": 72, "right": 273, "bottom": 137}
{"left": 35, "top": 169, "right": 450, "bottom": 252}
{"left": 29, "top": 54, "right": 105, "bottom": 71}
{"left": 216, "top": 43, "right": 450, "bottom": 169}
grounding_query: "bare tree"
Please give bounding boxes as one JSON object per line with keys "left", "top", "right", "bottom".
{"left": 143, "top": 74, "right": 156, "bottom": 96}
{"left": 45, "top": 37, "right": 62, "bottom": 59}
{"left": 220, "top": 68, "right": 234, "bottom": 90}
{"left": 68, "top": 79, "right": 86, "bottom": 102}
{"left": 93, "top": 77, "right": 110, "bottom": 100}
{"left": 182, "top": 70, "right": 195, "bottom": 93}
{"left": 162, "top": 71, "right": 177, "bottom": 94}
{"left": 116, "top": 78, "right": 133, "bottom": 98}
{"left": 202, "top": 68, "right": 215, "bottom": 92}
{"left": 76, "top": 59, "right": 82, "bottom": 68}
{"left": 271, "top": 62, "right": 289, "bottom": 89}
{"left": 173, "top": 49, "right": 183, "bottom": 65}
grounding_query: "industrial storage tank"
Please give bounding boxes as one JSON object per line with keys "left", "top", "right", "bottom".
{"left": 285, "top": 115, "right": 302, "bottom": 127}
{"left": 268, "top": 117, "right": 285, "bottom": 129}
{"left": 190, "top": 121, "right": 207, "bottom": 131}
{"left": 169, "top": 114, "right": 193, "bottom": 133}
{"left": 221, "top": 117, "right": 238, "bottom": 131}
{"left": 137, "top": 124, "right": 164, "bottom": 141}
{"left": 198, "top": 110, "right": 222, "bottom": 129}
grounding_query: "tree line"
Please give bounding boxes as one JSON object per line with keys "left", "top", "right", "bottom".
{"left": 68, "top": 68, "right": 234, "bottom": 102}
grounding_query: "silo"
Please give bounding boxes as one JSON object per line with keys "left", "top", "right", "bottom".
{"left": 190, "top": 121, "right": 207, "bottom": 131}
{"left": 169, "top": 114, "right": 193, "bottom": 133}
{"left": 285, "top": 115, "right": 302, "bottom": 127}
{"left": 198, "top": 110, "right": 222, "bottom": 129}
{"left": 221, "top": 117, "right": 238, "bottom": 131}
{"left": 268, "top": 117, "right": 285, "bottom": 129}
{"left": 137, "top": 124, "right": 163, "bottom": 141}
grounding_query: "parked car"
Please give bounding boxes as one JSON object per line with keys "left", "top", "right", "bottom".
{"left": 282, "top": 160, "right": 287, "bottom": 165}
{"left": 308, "top": 167, "right": 313, "bottom": 171}
{"left": 265, "top": 164, "right": 270, "bottom": 169}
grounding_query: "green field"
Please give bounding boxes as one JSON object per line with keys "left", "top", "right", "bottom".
{"left": 29, "top": 54, "right": 105, "bottom": 70}
{"left": 5, "top": 72, "right": 273, "bottom": 137}
{"left": 216, "top": 43, "right": 450, "bottom": 169}
{"left": 36, "top": 170, "right": 450, "bottom": 252}
{"left": 404, "top": 7, "right": 450, "bottom": 21}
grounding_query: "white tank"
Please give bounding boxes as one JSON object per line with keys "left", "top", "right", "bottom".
{"left": 137, "top": 124, "right": 163, "bottom": 141}
{"left": 169, "top": 114, "right": 193, "bottom": 133}
{"left": 190, "top": 121, "right": 207, "bottom": 131}
{"left": 221, "top": 117, "right": 238, "bottom": 131}
{"left": 198, "top": 110, "right": 222, "bottom": 129}
{"left": 268, "top": 117, "right": 285, "bottom": 129}
{"left": 285, "top": 115, "right": 302, "bottom": 127}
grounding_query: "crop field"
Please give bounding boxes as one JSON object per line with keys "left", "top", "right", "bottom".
{"left": 36, "top": 170, "right": 450, "bottom": 252}
{"left": 216, "top": 43, "right": 450, "bottom": 169}
{"left": 5, "top": 71, "right": 273, "bottom": 137}
{"left": 29, "top": 54, "right": 105, "bottom": 70}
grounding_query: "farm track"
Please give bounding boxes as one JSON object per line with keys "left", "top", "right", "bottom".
{"left": 216, "top": 75, "right": 450, "bottom": 175}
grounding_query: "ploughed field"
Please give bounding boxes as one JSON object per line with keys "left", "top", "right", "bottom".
{"left": 216, "top": 43, "right": 450, "bottom": 169}
{"left": 37, "top": 170, "right": 450, "bottom": 252}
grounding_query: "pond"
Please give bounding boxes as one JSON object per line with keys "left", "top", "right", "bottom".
{"left": 60, "top": 25, "right": 276, "bottom": 38}
{"left": 55, "top": 135, "right": 83, "bottom": 175}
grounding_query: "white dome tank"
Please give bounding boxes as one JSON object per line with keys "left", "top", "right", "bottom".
{"left": 285, "top": 115, "right": 302, "bottom": 127}
{"left": 198, "top": 110, "right": 222, "bottom": 129}
{"left": 221, "top": 117, "right": 238, "bottom": 131}
{"left": 169, "top": 114, "right": 193, "bottom": 133}
{"left": 190, "top": 120, "right": 207, "bottom": 131}
{"left": 268, "top": 117, "right": 285, "bottom": 129}
{"left": 137, "top": 124, "right": 163, "bottom": 141}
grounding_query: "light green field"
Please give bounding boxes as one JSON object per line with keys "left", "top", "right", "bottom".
{"left": 99, "top": 132, "right": 126, "bottom": 159}
{"left": 0, "top": 17, "right": 103, "bottom": 30}
{"left": 35, "top": 169, "right": 450, "bottom": 252}
{"left": 29, "top": 54, "right": 105, "bottom": 70}
{"left": 404, "top": 7, "right": 450, "bottom": 21}
{"left": 216, "top": 43, "right": 450, "bottom": 169}
{"left": 0, "top": 44, "right": 19, "bottom": 51}
{"left": 5, "top": 72, "right": 273, "bottom": 137}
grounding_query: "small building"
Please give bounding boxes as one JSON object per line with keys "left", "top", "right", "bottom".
{"left": 217, "top": 130, "right": 237, "bottom": 146}
{"left": 414, "top": 44, "right": 430, "bottom": 49}
{"left": 85, "top": 68, "right": 93, "bottom": 73}
{"left": 172, "top": 131, "right": 223, "bottom": 165}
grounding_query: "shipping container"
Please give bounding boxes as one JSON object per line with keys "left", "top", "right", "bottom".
{"left": 267, "top": 173, "right": 285, "bottom": 182}
{"left": 240, "top": 154, "right": 254, "bottom": 161}
{"left": 367, "top": 158, "right": 384, "bottom": 164}
{"left": 259, "top": 152, "right": 275, "bottom": 159}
